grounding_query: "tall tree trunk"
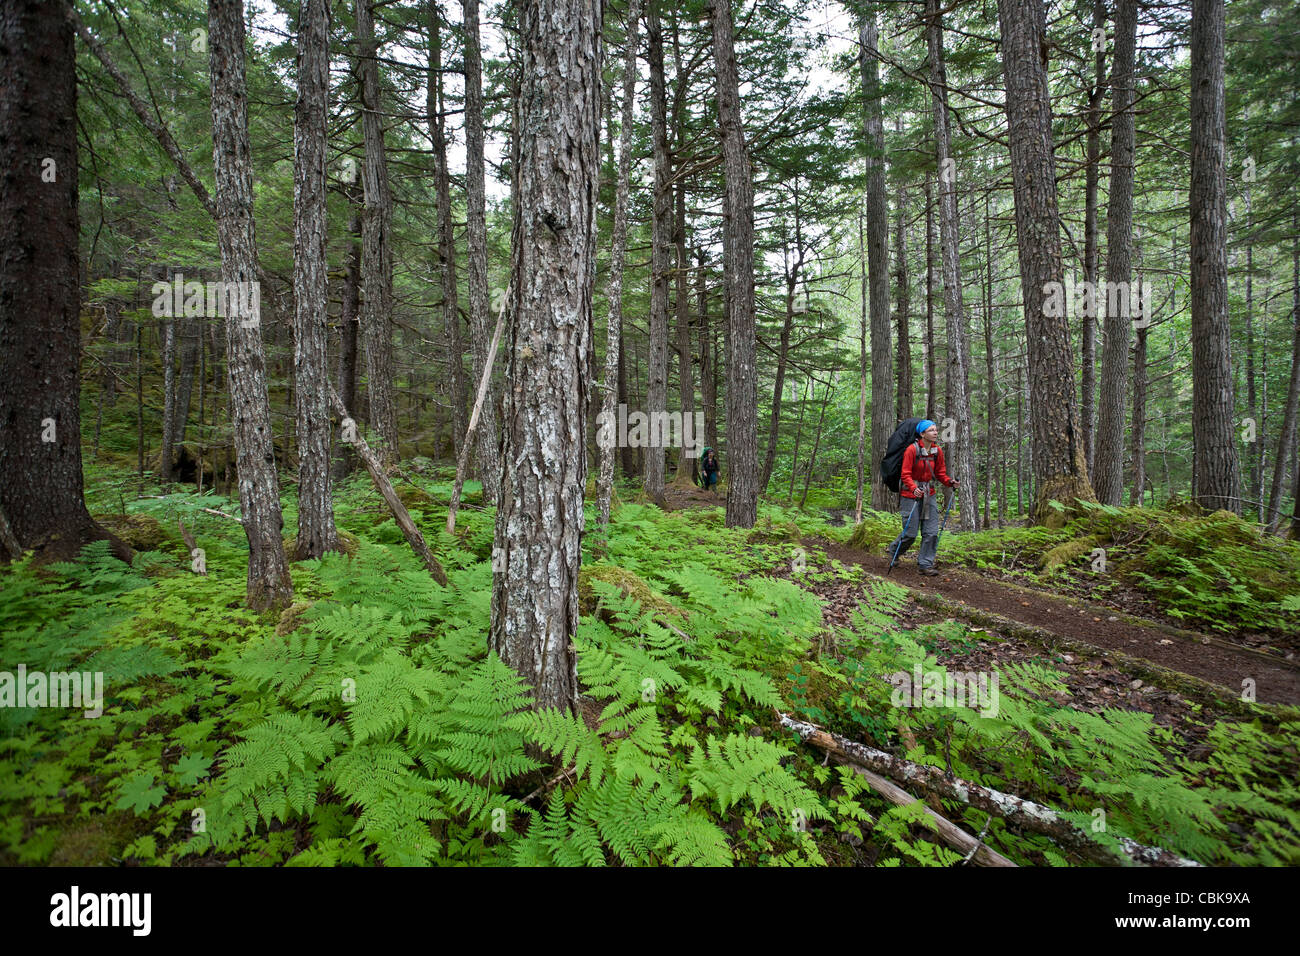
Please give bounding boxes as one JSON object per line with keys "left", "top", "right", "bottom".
{"left": 644, "top": 0, "right": 670, "bottom": 505}
{"left": 293, "top": 0, "right": 340, "bottom": 559}
{"left": 1189, "top": 0, "right": 1241, "bottom": 514}
{"left": 429, "top": 0, "right": 468, "bottom": 460}
{"left": 596, "top": 0, "right": 640, "bottom": 539}
{"left": 861, "top": 11, "right": 893, "bottom": 511}
{"left": 1015, "top": 360, "right": 1023, "bottom": 516}
{"left": 617, "top": 327, "right": 637, "bottom": 477}
{"left": 208, "top": 0, "right": 292, "bottom": 608}
{"left": 710, "top": 0, "right": 758, "bottom": 527}
{"left": 673, "top": 179, "right": 696, "bottom": 484}
{"left": 1245, "top": 200, "right": 1260, "bottom": 520}
{"left": 490, "top": 0, "right": 601, "bottom": 712}
{"left": 1130, "top": 320, "right": 1147, "bottom": 506}
{"left": 763, "top": 207, "right": 800, "bottom": 493}
{"left": 924, "top": 173, "right": 936, "bottom": 421}
{"left": 997, "top": 0, "right": 1097, "bottom": 523}
{"left": 926, "top": 0, "right": 977, "bottom": 530}
{"left": 461, "top": 0, "right": 500, "bottom": 503}
{"left": 172, "top": 316, "right": 200, "bottom": 452}
{"left": 787, "top": 379, "right": 809, "bottom": 503}
{"left": 357, "top": 0, "right": 398, "bottom": 465}
{"left": 160, "top": 314, "right": 178, "bottom": 486}
{"left": 698, "top": 247, "right": 718, "bottom": 450}
{"left": 856, "top": 201, "right": 867, "bottom": 523}
{"left": 894, "top": 161, "right": 912, "bottom": 417}
{"left": 1268, "top": 234, "right": 1300, "bottom": 531}
{"left": 1095, "top": 0, "right": 1138, "bottom": 505}
{"left": 984, "top": 194, "right": 997, "bottom": 529}
{"left": 800, "top": 377, "right": 835, "bottom": 509}
{"left": 0, "top": 0, "right": 123, "bottom": 562}
{"left": 1080, "top": 0, "right": 1107, "bottom": 477}
{"left": 334, "top": 210, "right": 362, "bottom": 479}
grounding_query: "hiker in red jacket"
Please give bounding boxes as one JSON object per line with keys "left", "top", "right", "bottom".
{"left": 887, "top": 420, "right": 959, "bottom": 576}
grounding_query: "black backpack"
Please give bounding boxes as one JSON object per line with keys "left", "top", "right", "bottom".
{"left": 880, "top": 417, "right": 926, "bottom": 493}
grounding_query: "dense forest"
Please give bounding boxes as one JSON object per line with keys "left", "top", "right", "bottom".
{"left": 0, "top": 0, "right": 1297, "bottom": 878}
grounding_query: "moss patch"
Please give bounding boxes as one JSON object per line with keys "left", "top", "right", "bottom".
{"left": 93, "top": 513, "right": 170, "bottom": 552}
{"left": 579, "top": 564, "right": 684, "bottom": 621}
{"left": 747, "top": 514, "right": 803, "bottom": 543}
{"left": 1039, "top": 535, "right": 1103, "bottom": 572}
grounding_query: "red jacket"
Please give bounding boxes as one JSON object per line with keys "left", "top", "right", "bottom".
{"left": 900, "top": 441, "right": 955, "bottom": 499}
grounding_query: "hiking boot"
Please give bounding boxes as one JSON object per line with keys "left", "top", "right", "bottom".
{"left": 920, "top": 567, "right": 939, "bottom": 577}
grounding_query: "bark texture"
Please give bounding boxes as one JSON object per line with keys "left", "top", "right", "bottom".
{"left": 462, "top": 0, "right": 500, "bottom": 503}
{"left": 597, "top": 0, "right": 641, "bottom": 538}
{"left": 644, "top": 0, "right": 670, "bottom": 505}
{"left": 996, "top": 0, "right": 1097, "bottom": 523}
{"left": 1189, "top": 0, "right": 1241, "bottom": 513}
{"left": 0, "top": 0, "right": 121, "bottom": 562}
{"left": 673, "top": 180, "right": 696, "bottom": 484}
{"left": 927, "top": 0, "right": 976, "bottom": 529}
{"left": 208, "top": 0, "right": 292, "bottom": 608}
{"left": 491, "top": 0, "right": 602, "bottom": 712}
{"left": 861, "top": 12, "right": 893, "bottom": 512}
{"left": 709, "top": 0, "right": 758, "bottom": 527}
{"left": 1267, "top": 237, "right": 1300, "bottom": 531}
{"left": 429, "top": 1, "right": 468, "bottom": 459}
{"left": 893, "top": 169, "right": 912, "bottom": 418}
{"left": 1080, "top": 0, "right": 1107, "bottom": 477}
{"left": 293, "top": 0, "right": 340, "bottom": 559}
{"left": 1095, "top": 0, "right": 1138, "bottom": 505}
{"left": 357, "top": 0, "right": 398, "bottom": 465}
{"left": 334, "top": 209, "right": 362, "bottom": 479}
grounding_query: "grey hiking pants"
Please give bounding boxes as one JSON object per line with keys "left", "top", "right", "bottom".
{"left": 889, "top": 494, "right": 939, "bottom": 569}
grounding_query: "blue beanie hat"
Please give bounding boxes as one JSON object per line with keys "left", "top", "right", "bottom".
{"left": 916, "top": 419, "right": 936, "bottom": 436}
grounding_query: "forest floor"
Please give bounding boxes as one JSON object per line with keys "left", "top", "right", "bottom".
{"left": 659, "top": 486, "right": 1300, "bottom": 709}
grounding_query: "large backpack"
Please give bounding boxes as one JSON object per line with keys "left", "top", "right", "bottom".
{"left": 880, "top": 417, "right": 926, "bottom": 493}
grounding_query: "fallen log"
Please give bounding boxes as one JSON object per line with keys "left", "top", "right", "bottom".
{"left": 330, "top": 389, "right": 448, "bottom": 587}
{"left": 778, "top": 712, "right": 1201, "bottom": 867}
{"left": 177, "top": 519, "right": 205, "bottom": 575}
{"left": 843, "top": 760, "right": 1016, "bottom": 867}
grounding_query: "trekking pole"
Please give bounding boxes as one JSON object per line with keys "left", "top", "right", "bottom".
{"left": 887, "top": 495, "right": 921, "bottom": 575}
{"left": 935, "top": 481, "right": 958, "bottom": 549}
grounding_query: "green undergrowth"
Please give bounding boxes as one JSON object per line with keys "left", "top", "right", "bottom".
{"left": 1, "top": 471, "right": 1296, "bottom": 866}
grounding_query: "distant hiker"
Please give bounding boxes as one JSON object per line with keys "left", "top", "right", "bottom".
{"left": 886, "top": 419, "right": 959, "bottom": 576}
{"left": 700, "top": 447, "right": 720, "bottom": 495}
